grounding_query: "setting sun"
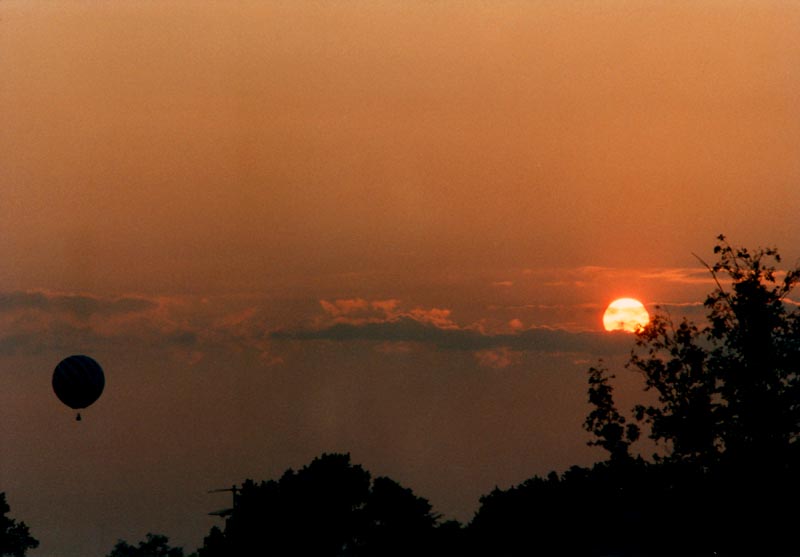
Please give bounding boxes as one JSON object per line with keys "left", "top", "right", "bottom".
{"left": 602, "top": 298, "right": 650, "bottom": 332}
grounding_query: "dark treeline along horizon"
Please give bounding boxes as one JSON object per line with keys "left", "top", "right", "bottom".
{"left": 3, "top": 236, "right": 800, "bottom": 557}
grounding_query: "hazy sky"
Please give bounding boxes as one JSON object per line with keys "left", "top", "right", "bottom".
{"left": 2, "top": 2, "right": 799, "bottom": 556}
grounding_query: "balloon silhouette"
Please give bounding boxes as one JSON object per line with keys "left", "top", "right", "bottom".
{"left": 52, "top": 355, "right": 105, "bottom": 421}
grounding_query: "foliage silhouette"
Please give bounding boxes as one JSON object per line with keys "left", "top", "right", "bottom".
{"left": 105, "top": 533, "right": 185, "bottom": 557}
{"left": 629, "top": 236, "right": 800, "bottom": 468}
{"left": 359, "top": 476, "right": 437, "bottom": 556}
{"left": 468, "top": 236, "right": 800, "bottom": 556}
{"left": 0, "top": 493, "right": 38, "bottom": 557}
{"left": 585, "top": 363, "right": 640, "bottom": 462}
{"left": 197, "top": 453, "right": 455, "bottom": 557}
{"left": 622, "top": 236, "right": 800, "bottom": 554}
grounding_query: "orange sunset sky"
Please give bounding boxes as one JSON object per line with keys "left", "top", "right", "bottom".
{"left": 2, "top": 2, "right": 799, "bottom": 556}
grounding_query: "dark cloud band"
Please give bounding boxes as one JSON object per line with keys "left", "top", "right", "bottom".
{"left": 0, "top": 291, "right": 156, "bottom": 316}
{"left": 273, "top": 316, "right": 632, "bottom": 355}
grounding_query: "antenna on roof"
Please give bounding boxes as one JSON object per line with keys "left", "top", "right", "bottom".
{"left": 207, "top": 484, "right": 239, "bottom": 517}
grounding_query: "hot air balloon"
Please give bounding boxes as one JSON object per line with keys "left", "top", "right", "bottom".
{"left": 52, "top": 355, "right": 105, "bottom": 421}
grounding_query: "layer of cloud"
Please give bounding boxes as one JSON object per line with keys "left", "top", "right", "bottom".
{"left": 0, "top": 291, "right": 644, "bottom": 367}
{"left": 0, "top": 290, "right": 279, "bottom": 364}
{"left": 274, "top": 298, "right": 633, "bottom": 358}
{"left": 0, "top": 291, "right": 157, "bottom": 316}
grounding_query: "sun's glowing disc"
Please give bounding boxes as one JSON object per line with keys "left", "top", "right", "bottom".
{"left": 602, "top": 298, "right": 649, "bottom": 332}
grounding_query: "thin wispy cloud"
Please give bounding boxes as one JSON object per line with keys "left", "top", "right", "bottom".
{"left": 474, "top": 347, "right": 522, "bottom": 369}
{"left": 638, "top": 268, "right": 715, "bottom": 285}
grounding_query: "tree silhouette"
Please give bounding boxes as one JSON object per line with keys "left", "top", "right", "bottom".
{"left": 198, "top": 453, "right": 449, "bottom": 557}
{"left": 585, "top": 363, "right": 640, "bottom": 462}
{"left": 0, "top": 493, "right": 38, "bottom": 557}
{"left": 629, "top": 313, "right": 719, "bottom": 464}
{"left": 627, "top": 237, "right": 800, "bottom": 470}
{"left": 469, "top": 237, "right": 800, "bottom": 556}
{"left": 359, "top": 476, "right": 438, "bottom": 556}
{"left": 105, "top": 533, "right": 184, "bottom": 557}
{"left": 588, "top": 236, "right": 800, "bottom": 554}
{"left": 620, "top": 235, "right": 800, "bottom": 507}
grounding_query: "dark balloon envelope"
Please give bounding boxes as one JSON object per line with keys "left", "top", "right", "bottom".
{"left": 52, "top": 355, "right": 105, "bottom": 415}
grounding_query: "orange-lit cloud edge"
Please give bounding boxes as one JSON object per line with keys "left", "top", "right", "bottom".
{"left": 2, "top": 260, "right": 760, "bottom": 369}
{"left": 0, "top": 290, "right": 632, "bottom": 366}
